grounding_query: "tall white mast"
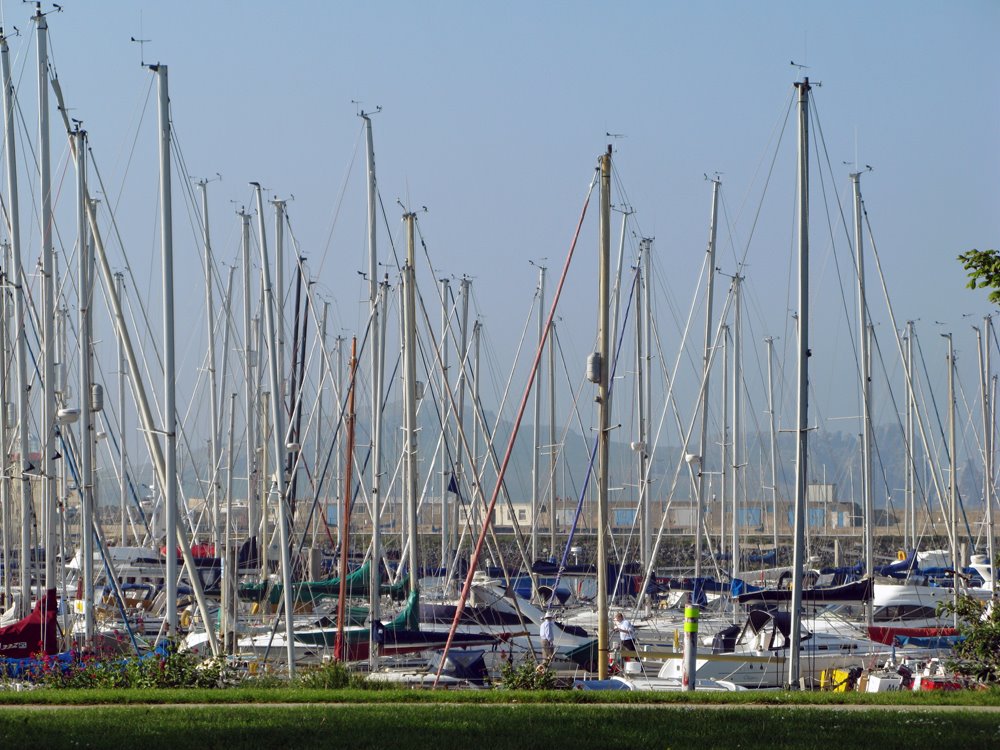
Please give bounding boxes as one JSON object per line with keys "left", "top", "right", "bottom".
{"left": 0, "top": 240, "right": 9, "bottom": 606}
{"left": 765, "top": 336, "right": 780, "bottom": 554}
{"left": 788, "top": 77, "right": 811, "bottom": 689}
{"left": 471, "top": 319, "right": 482, "bottom": 531}
{"left": 531, "top": 265, "right": 545, "bottom": 561}
{"left": 36, "top": 5, "right": 58, "bottom": 600}
{"left": 239, "top": 210, "right": 258, "bottom": 557}
{"left": 274, "top": 199, "right": 286, "bottom": 407}
{"left": 635, "top": 248, "right": 647, "bottom": 568}
{"left": 152, "top": 65, "right": 180, "bottom": 637}
{"left": 731, "top": 275, "right": 743, "bottom": 585}
{"left": 986, "top": 316, "right": 996, "bottom": 594}
{"left": 253, "top": 182, "right": 297, "bottom": 674}
{"left": 905, "top": 321, "right": 916, "bottom": 551}
{"left": 198, "top": 180, "right": 222, "bottom": 553}
{"left": 944, "top": 332, "right": 958, "bottom": 627}
{"left": 402, "top": 212, "right": 420, "bottom": 597}
{"left": 314, "top": 301, "right": 328, "bottom": 546}
{"left": 456, "top": 277, "right": 472, "bottom": 557}
{"left": 1, "top": 29, "right": 36, "bottom": 615}
{"left": 76, "top": 127, "right": 95, "bottom": 644}
{"left": 694, "top": 179, "right": 721, "bottom": 581}
{"left": 596, "top": 147, "right": 612, "bottom": 680}
{"left": 361, "top": 113, "right": 384, "bottom": 658}
{"left": 440, "top": 277, "right": 452, "bottom": 569}
{"left": 720, "top": 325, "right": 729, "bottom": 560}
{"left": 116, "top": 272, "right": 129, "bottom": 545}
{"left": 639, "top": 240, "right": 652, "bottom": 573}
{"left": 851, "top": 171, "right": 874, "bottom": 594}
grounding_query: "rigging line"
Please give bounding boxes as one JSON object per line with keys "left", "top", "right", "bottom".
{"left": 291, "top": 303, "right": 377, "bottom": 559}
{"left": 410, "top": 306, "right": 508, "bottom": 580}
{"left": 88, "top": 151, "right": 168, "bottom": 386}
{"left": 376, "top": 188, "right": 403, "bottom": 273}
{"left": 732, "top": 88, "right": 797, "bottom": 258}
{"left": 951, "top": 356, "right": 981, "bottom": 549}
{"left": 914, "top": 329, "right": 951, "bottom": 475}
{"left": 316, "top": 119, "right": 364, "bottom": 280}
{"left": 474, "top": 275, "right": 537, "bottom": 502}
{"left": 636, "top": 253, "right": 740, "bottom": 605}
{"left": 411, "top": 218, "right": 534, "bottom": 589}
{"left": 809, "top": 99, "right": 865, "bottom": 425}
{"left": 434, "top": 166, "right": 598, "bottom": 686}
{"left": 863, "top": 208, "right": 952, "bottom": 543}
{"left": 549, "top": 265, "right": 642, "bottom": 605}
{"left": 89, "top": 73, "right": 155, "bottom": 228}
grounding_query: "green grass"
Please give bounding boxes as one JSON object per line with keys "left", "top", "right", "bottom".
{"left": 0, "top": 703, "right": 998, "bottom": 750}
{"left": 1, "top": 685, "right": 1000, "bottom": 706}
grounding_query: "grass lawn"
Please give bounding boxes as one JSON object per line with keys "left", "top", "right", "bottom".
{"left": 1, "top": 687, "right": 1000, "bottom": 750}
{"left": 0, "top": 702, "right": 998, "bottom": 749}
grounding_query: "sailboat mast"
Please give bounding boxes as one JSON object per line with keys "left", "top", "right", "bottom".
{"left": 788, "top": 77, "right": 811, "bottom": 689}
{"left": 75, "top": 127, "right": 96, "bottom": 644}
{"left": 765, "top": 336, "right": 779, "bottom": 554}
{"left": 361, "top": 113, "right": 383, "bottom": 660}
{"left": 403, "top": 212, "right": 420, "bottom": 597}
{"left": 720, "top": 325, "right": 729, "bottom": 560}
{"left": 694, "top": 178, "right": 721, "bottom": 581}
{"left": 151, "top": 65, "right": 181, "bottom": 637}
{"left": 0, "top": 240, "right": 8, "bottom": 606}
{"left": 944, "top": 332, "right": 958, "bottom": 627}
{"left": 456, "top": 277, "right": 472, "bottom": 557}
{"left": 36, "top": 6, "right": 58, "bottom": 597}
{"left": 440, "top": 277, "right": 451, "bottom": 569}
{"left": 471, "top": 319, "right": 482, "bottom": 532}
{"left": 596, "top": 146, "right": 612, "bottom": 680}
{"left": 253, "top": 182, "right": 297, "bottom": 675}
{"left": 198, "top": 180, "right": 222, "bottom": 553}
{"left": 986, "top": 316, "right": 996, "bottom": 594}
{"left": 335, "top": 337, "right": 357, "bottom": 662}
{"left": 641, "top": 240, "right": 652, "bottom": 573}
{"left": 116, "top": 272, "right": 128, "bottom": 545}
{"left": 635, "top": 241, "right": 648, "bottom": 571}
{"left": 549, "top": 314, "right": 558, "bottom": 559}
{"left": 732, "top": 276, "right": 743, "bottom": 584}
{"left": 0, "top": 29, "right": 34, "bottom": 616}
{"left": 531, "top": 265, "right": 545, "bottom": 561}
{"left": 851, "top": 172, "right": 874, "bottom": 590}
{"left": 315, "top": 301, "right": 328, "bottom": 546}
{"left": 240, "top": 210, "right": 258, "bottom": 557}
{"left": 274, "top": 199, "right": 286, "bottom": 408}
{"left": 905, "top": 321, "right": 916, "bottom": 551}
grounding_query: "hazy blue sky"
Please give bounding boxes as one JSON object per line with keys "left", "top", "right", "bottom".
{"left": 1, "top": 1, "right": 997, "bottom": 495}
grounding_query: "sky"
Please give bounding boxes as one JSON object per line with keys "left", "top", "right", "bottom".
{"left": 0, "top": 1, "right": 997, "bottom": 505}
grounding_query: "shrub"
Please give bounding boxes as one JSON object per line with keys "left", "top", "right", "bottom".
{"left": 938, "top": 595, "right": 1000, "bottom": 684}
{"left": 496, "top": 657, "right": 555, "bottom": 690}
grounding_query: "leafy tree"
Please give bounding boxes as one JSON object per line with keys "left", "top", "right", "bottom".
{"left": 958, "top": 249, "right": 1000, "bottom": 304}
{"left": 937, "top": 594, "right": 1000, "bottom": 683}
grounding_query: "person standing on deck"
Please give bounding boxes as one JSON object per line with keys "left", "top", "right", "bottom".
{"left": 539, "top": 612, "right": 555, "bottom": 662}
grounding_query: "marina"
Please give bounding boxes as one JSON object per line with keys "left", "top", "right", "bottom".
{"left": 0, "top": 1, "right": 997, "bottom": 707}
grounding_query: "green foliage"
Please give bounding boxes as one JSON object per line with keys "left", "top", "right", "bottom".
{"left": 495, "top": 657, "right": 555, "bottom": 690}
{"left": 937, "top": 595, "right": 1000, "bottom": 683}
{"left": 295, "top": 660, "right": 395, "bottom": 691}
{"left": 958, "top": 248, "right": 1000, "bottom": 304}
{"left": 0, "top": 644, "right": 243, "bottom": 690}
